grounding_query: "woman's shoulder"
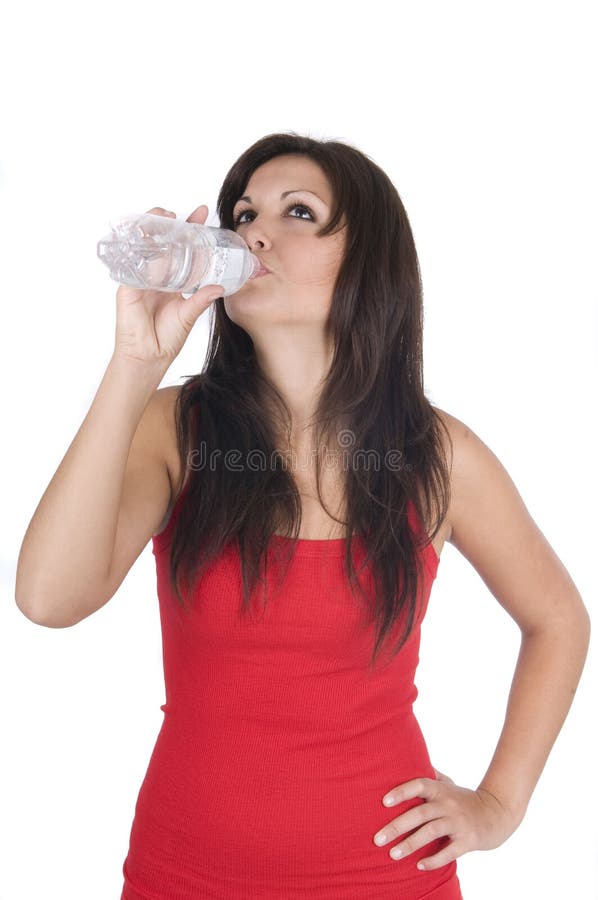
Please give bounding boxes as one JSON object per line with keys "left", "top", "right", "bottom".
{"left": 430, "top": 404, "right": 465, "bottom": 449}
{"left": 428, "top": 404, "right": 509, "bottom": 548}
{"left": 422, "top": 405, "right": 473, "bottom": 550}
{"left": 430, "top": 404, "right": 488, "bottom": 471}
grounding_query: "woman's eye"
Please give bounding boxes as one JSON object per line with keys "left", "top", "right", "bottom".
{"left": 286, "top": 204, "right": 314, "bottom": 221}
{"left": 233, "top": 203, "right": 314, "bottom": 227}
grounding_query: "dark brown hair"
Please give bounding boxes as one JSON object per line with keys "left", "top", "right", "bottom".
{"left": 168, "top": 131, "right": 452, "bottom": 670}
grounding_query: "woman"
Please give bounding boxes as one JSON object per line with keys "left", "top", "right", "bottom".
{"left": 16, "top": 132, "right": 590, "bottom": 899}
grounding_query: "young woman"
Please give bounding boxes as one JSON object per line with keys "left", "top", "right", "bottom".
{"left": 16, "top": 132, "right": 590, "bottom": 900}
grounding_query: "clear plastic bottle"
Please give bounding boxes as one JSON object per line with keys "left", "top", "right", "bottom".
{"left": 97, "top": 212, "right": 262, "bottom": 297}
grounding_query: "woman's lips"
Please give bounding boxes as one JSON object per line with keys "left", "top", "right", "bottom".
{"left": 250, "top": 265, "right": 271, "bottom": 279}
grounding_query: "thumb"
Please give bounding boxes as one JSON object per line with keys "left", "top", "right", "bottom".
{"left": 179, "top": 284, "right": 224, "bottom": 326}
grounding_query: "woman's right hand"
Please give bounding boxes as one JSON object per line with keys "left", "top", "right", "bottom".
{"left": 114, "top": 204, "right": 224, "bottom": 366}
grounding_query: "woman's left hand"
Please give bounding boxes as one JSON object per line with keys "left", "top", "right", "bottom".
{"left": 373, "top": 768, "right": 521, "bottom": 871}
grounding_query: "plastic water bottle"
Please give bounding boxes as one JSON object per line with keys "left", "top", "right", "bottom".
{"left": 97, "top": 212, "right": 262, "bottom": 297}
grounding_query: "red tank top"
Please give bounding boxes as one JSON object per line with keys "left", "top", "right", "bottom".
{"left": 120, "top": 491, "right": 462, "bottom": 900}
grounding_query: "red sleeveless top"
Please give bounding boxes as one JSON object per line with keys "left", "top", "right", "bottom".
{"left": 120, "top": 490, "right": 462, "bottom": 899}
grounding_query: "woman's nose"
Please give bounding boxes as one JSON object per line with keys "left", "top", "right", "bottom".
{"left": 243, "top": 220, "right": 272, "bottom": 250}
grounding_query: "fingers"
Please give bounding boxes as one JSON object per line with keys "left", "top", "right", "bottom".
{"left": 383, "top": 777, "right": 435, "bottom": 808}
{"left": 145, "top": 207, "right": 177, "bottom": 217}
{"left": 414, "top": 846, "right": 457, "bottom": 871}
{"left": 386, "top": 817, "right": 449, "bottom": 861}
{"left": 143, "top": 205, "right": 209, "bottom": 225}
{"left": 374, "top": 799, "right": 440, "bottom": 847}
{"left": 186, "top": 204, "right": 209, "bottom": 225}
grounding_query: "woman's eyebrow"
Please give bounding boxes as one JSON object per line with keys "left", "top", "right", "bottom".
{"left": 236, "top": 189, "right": 325, "bottom": 204}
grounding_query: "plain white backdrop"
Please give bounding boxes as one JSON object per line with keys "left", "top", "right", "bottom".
{"left": 1, "top": 0, "right": 596, "bottom": 897}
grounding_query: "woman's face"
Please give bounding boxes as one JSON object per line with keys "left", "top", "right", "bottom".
{"left": 224, "top": 154, "right": 346, "bottom": 329}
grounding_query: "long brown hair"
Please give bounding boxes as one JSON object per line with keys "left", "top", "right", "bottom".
{"left": 168, "top": 131, "right": 452, "bottom": 670}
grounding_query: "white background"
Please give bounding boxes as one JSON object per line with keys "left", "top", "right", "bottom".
{"left": 1, "top": 0, "right": 596, "bottom": 897}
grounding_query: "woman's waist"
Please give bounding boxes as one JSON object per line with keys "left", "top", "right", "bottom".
{"left": 162, "top": 680, "right": 419, "bottom": 738}
{"left": 135, "top": 712, "right": 436, "bottom": 846}
{"left": 127, "top": 727, "right": 454, "bottom": 898}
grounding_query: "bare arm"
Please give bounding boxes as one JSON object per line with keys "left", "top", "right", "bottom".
{"left": 476, "top": 624, "right": 590, "bottom": 824}
{"left": 15, "top": 354, "right": 168, "bottom": 626}
{"left": 444, "top": 412, "right": 591, "bottom": 822}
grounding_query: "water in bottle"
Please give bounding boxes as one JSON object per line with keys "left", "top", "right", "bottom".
{"left": 97, "top": 212, "right": 262, "bottom": 297}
